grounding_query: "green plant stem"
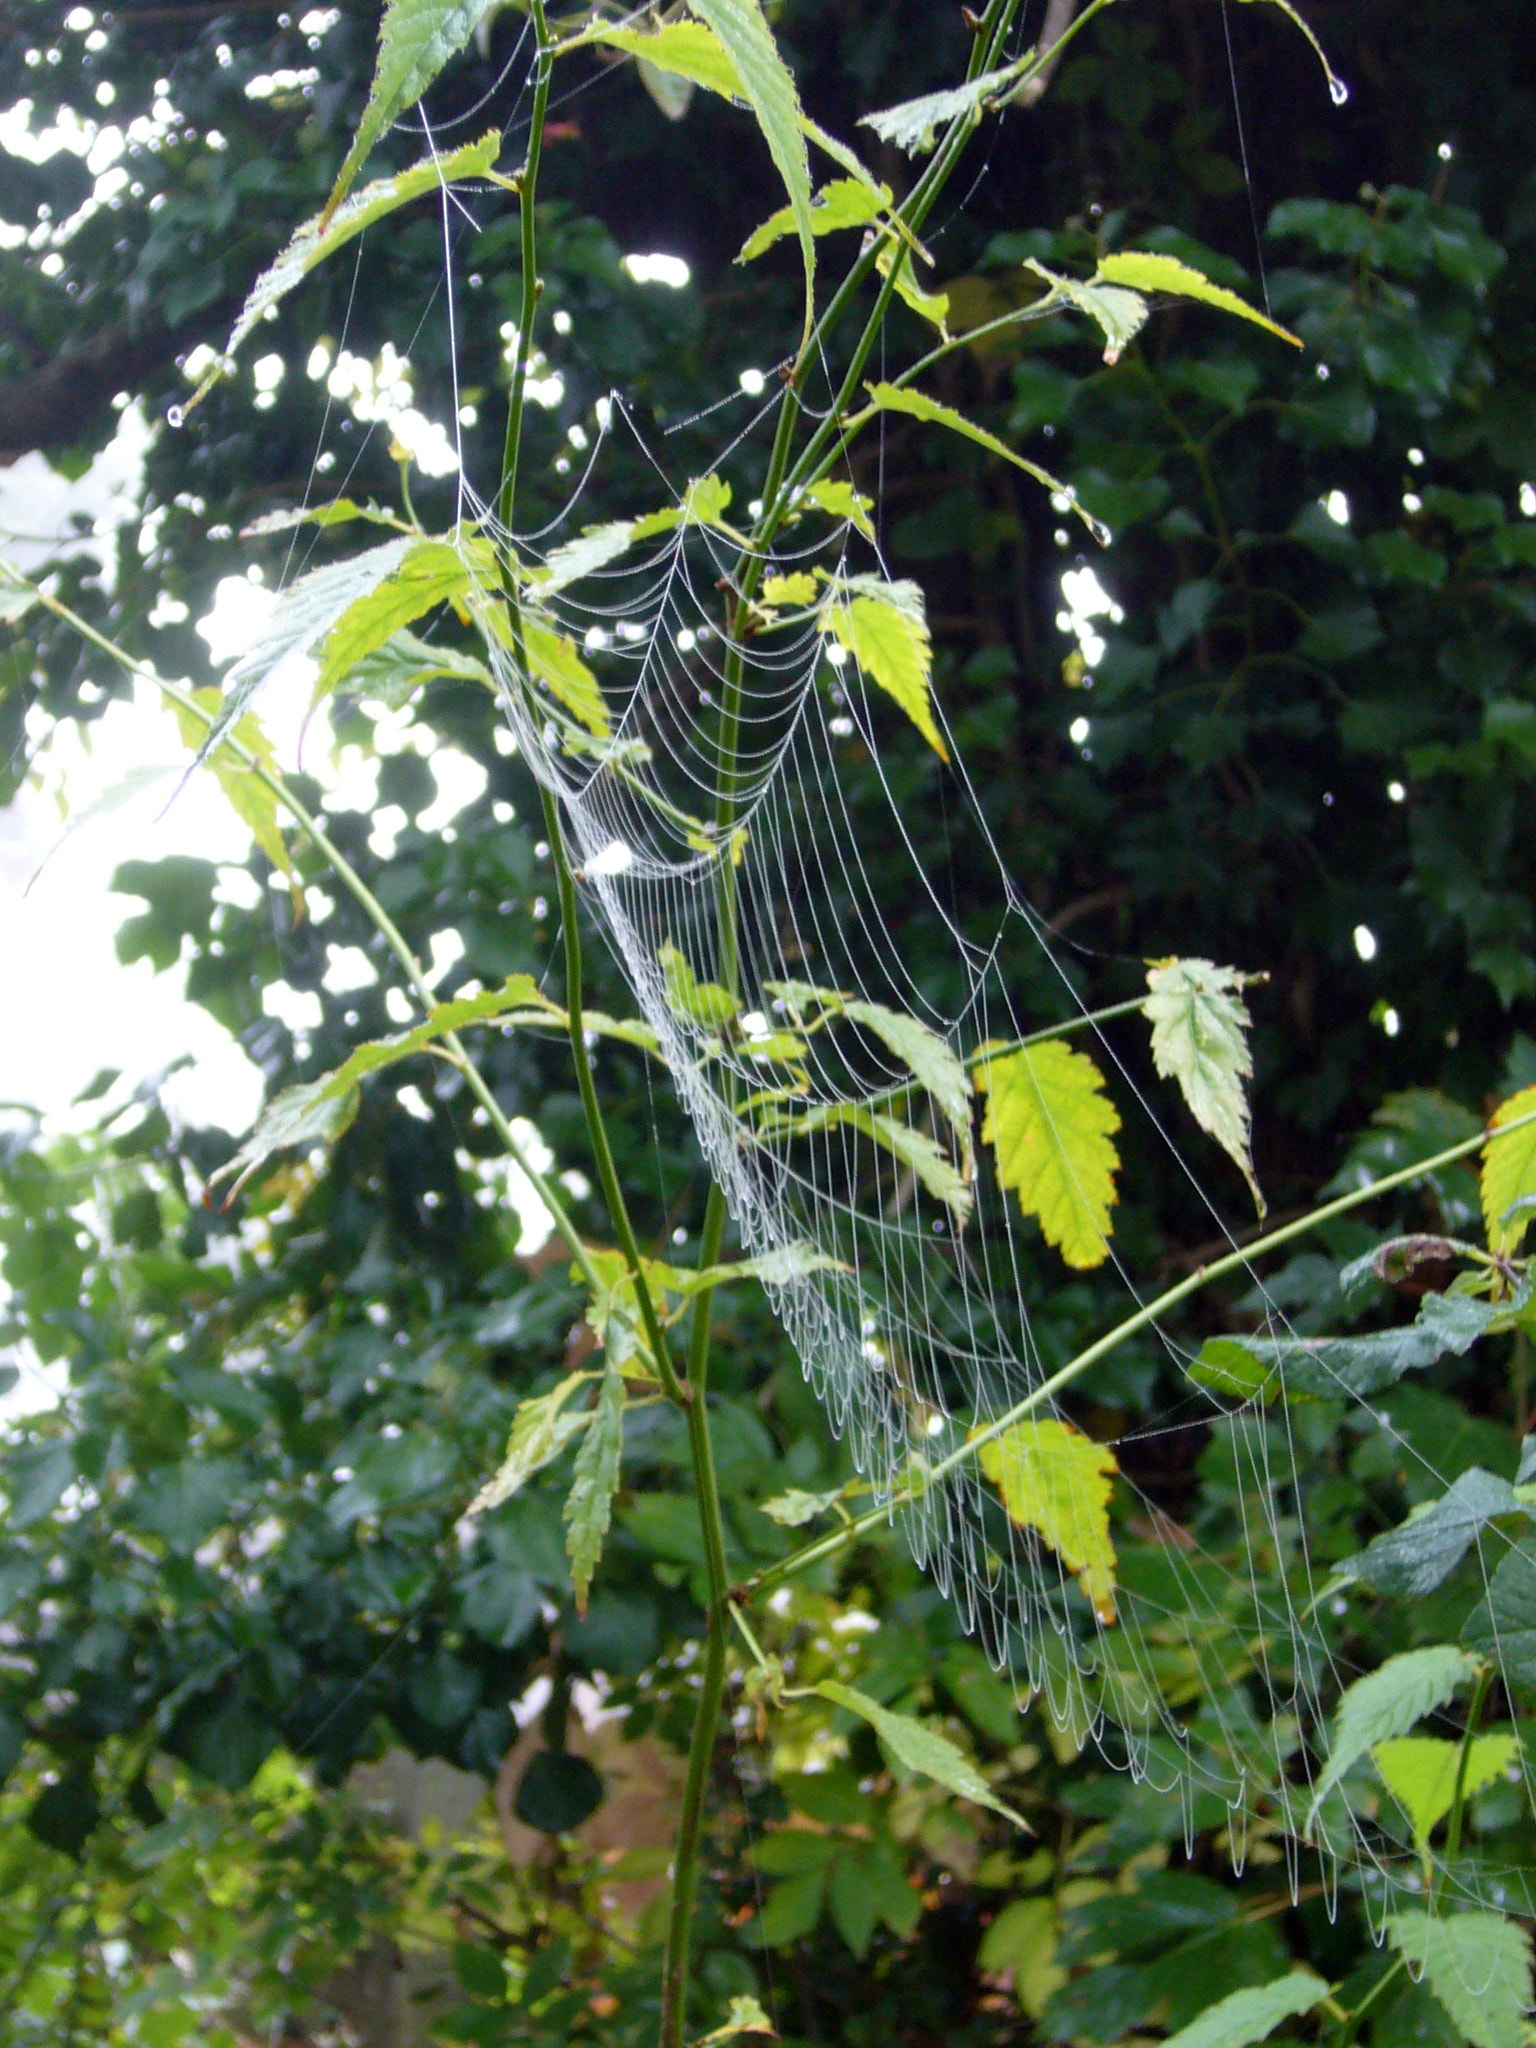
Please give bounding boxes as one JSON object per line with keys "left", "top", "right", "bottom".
{"left": 497, "top": 0, "right": 552, "bottom": 537}
{"left": 1440, "top": 1662, "right": 1493, "bottom": 1880}
{"left": 1331, "top": 1956, "right": 1405, "bottom": 2048}
{"left": 25, "top": 586, "right": 602, "bottom": 1295}
{"left": 741, "top": 1111, "right": 1536, "bottom": 1603}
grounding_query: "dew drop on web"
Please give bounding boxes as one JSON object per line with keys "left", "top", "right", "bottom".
{"left": 165, "top": 404, "right": 186, "bottom": 430}
{"left": 1328, "top": 73, "right": 1350, "bottom": 105}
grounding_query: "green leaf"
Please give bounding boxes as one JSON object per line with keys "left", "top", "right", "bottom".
{"left": 209, "top": 975, "right": 562, "bottom": 1195}
{"left": 1143, "top": 958, "right": 1263, "bottom": 1214}
{"left": 170, "top": 688, "right": 295, "bottom": 880}
{"left": 564, "top": 1366, "right": 625, "bottom": 1613}
{"left": 977, "top": 1897, "right": 1066, "bottom": 2018}
{"left": 739, "top": 175, "right": 888, "bottom": 263}
{"left": 799, "top": 477, "right": 875, "bottom": 539}
{"left": 975, "top": 1417, "right": 1119, "bottom": 1624}
{"left": 756, "top": 1867, "right": 827, "bottom": 1945}
{"left": 324, "top": 1, "right": 503, "bottom": 225}
{"left": 1336, "top": 1468, "right": 1522, "bottom": 1597}
{"left": 1307, "top": 1645, "right": 1482, "bottom": 1834}
{"left": 630, "top": 472, "right": 738, "bottom": 541}
{"left": 862, "top": 384, "right": 1103, "bottom": 539}
{"left": 874, "top": 245, "right": 949, "bottom": 333}
{"left": 778, "top": 1102, "right": 973, "bottom": 1223}
{"left": 1094, "top": 252, "right": 1301, "bottom": 349}
{"left": 858, "top": 57, "right": 1028, "bottom": 155}
{"left": 1158, "top": 1971, "right": 1330, "bottom": 2048}
{"left": 976, "top": 1040, "right": 1121, "bottom": 1269}
{"left": 312, "top": 541, "right": 471, "bottom": 703}
{"left": 812, "top": 1679, "right": 1026, "bottom": 1826}
{"left": 823, "top": 574, "right": 945, "bottom": 760}
{"left": 579, "top": 20, "right": 747, "bottom": 104}
{"left": 697, "top": 1994, "right": 776, "bottom": 2044}
{"left": 1025, "top": 257, "right": 1150, "bottom": 365}
{"left": 208, "top": 1074, "right": 362, "bottom": 1199}
{"left": 660, "top": 941, "right": 739, "bottom": 1028}
{"left": 760, "top": 1486, "right": 846, "bottom": 1526}
{"left": 841, "top": 998, "right": 973, "bottom": 1172}
{"left": 1484, "top": 1085, "right": 1536, "bottom": 1255}
{"left": 1386, "top": 1911, "right": 1533, "bottom": 2048}
{"left": 685, "top": 0, "right": 815, "bottom": 330}
{"left": 192, "top": 135, "right": 501, "bottom": 406}
{"left": 478, "top": 598, "right": 611, "bottom": 736}
{"left": 688, "top": 1242, "right": 851, "bottom": 1291}
{"left": 1187, "top": 1336, "right": 1279, "bottom": 1405}
{"left": 1373, "top": 1733, "right": 1521, "bottom": 1851}
{"left": 1465, "top": 1540, "right": 1536, "bottom": 1692}
{"left": 537, "top": 521, "right": 641, "bottom": 594}
{"left": 1196, "top": 1287, "right": 1518, "bottom": 1402}
{"left": 461, "top": 1373, "right": 594, "bottom": 1523}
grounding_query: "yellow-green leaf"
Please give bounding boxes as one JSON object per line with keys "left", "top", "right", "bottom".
{"left": 976, "top": 1418, "right": 1119, "bottom": 1624}
{"left": 739, "top": 174, "right": 888, "bottom": 263}
{"left": 1483, "top": 1085, "right": 1536, "bottom": 1255}
{"left": 978, "top": 1898, "right": 1067, "bottom": 2019}
{"left": 875, "top": 245, "right": 949, "bottom": 333}
{"left": 193, "top": 133, "right": 501, "bottom": 408}
{"left": 823, "top": 575, "right": 945, "bottom": 760}
{"left": 582, "top": 19, "right": 747, "bottom": 101}
{"left": 171, "top": 689, "right": 295, "bottom": 880}
{"left": 313, "top": 541, "right": 469, "bottom": 701}
{"left": 977, "top": 1041, "right": 1121, "bottom": 1269}
{"left": 660, "top": 941, "right": 739, "bottom": 1029}
{"left": 564, "top": 1365, "right": 625, "bottom": 1612}
{"left": 1095, "top": 251, "right": 1301, "bottom": 349}
{"left": 863, "top": 384, "right": 1104, "bottom": 541}
{"left": 1373, "top": 1733, "right": 1520, "bottom": 1852}
{"left": 1143, "top": 957, "right": 1263, "bottom": 1215}
{"left": 1024, "top": 258, "right": 1149, "bottom": 365}
{"left": 799, "top": 477, "right": 875, "bottom": 539}
{"left": 761, "top": 572, "right": 819, "bottom": 607}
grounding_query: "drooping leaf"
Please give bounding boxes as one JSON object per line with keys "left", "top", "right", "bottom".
{"left": 1336, "top": 1468, "right": 1523, "bottom": 1597}
{"left": 581, "top": 20, "right": 747, "bottom": 103}
{"left": 976, "top": 1418, "right": 1119, "bottom": 1623}
{"left": 863, "top": 384, "right": 1101, "bottom": 537}
{"left": 812, "top": 1679, "right": 1026, "bottom": 1826}
{"left": 535, "top": 521, "right": 639, "bottom": 594}
{"left": 697, "top": 1994, "right": 776, "bottom": 2045}
{"left": 874, "top": 245, "right": 949, "bottom": 333}
{"left": 1372, "top": 1733, "right": 1521, "bottom": 1851}
{"left": 1483, "top": 1085, "right": 1536, "bottom": 1255}
{"left": 976, "top": 1041, "right": 1121, "bottom": 1269}
{"left": 324, "top": 1, "right": 503, "bottom": 225}
{"left": 858, "top": 57, "right": 1028, "bottom": 155}
{"left": 1158, "top": 1972, "right": 1331, "bottom": 2048}
{"left": 170, "top": 689, "right": 295, "bottom": 881}
{"left": 685, "top": 0, "right": 815, "bottom": 327}
{"left": 739, "top": 175, "right": 888, "bottom": 263}
{"left": 478, "top": 598, "right": 611, "bottom": 736}
{"left": 776, "top": 1102, "right": 972, "bottom": 1223}
{"left": 1386, "top": 1911, "right": 1532, "bottom": 2048}
{"left": 839, "top": 999, "right": 973, "bottom": 1175}
{"left": 1025, "top": 258, "right": 1150, "bottom": 364}
{"left": 1094, "top": 252, "right": 1301, "bottom": 349}
{"left": 192, "top": 135, "right": 501, "bottom": 406}
{"left": 461, "top": 1372, "right": 595, "bottom": 1523}
{"left": 564, "top": 1366, "right": 626, "bottom": 1613}
{"left": 1307, "top": 1645, "right": 1482, "bottom": 1833}
{"left": 823, "top": 575, "right": 945, "bottom": 760}
{"left": 1143, "top": 958, "right": 1264, "bottom": 1214}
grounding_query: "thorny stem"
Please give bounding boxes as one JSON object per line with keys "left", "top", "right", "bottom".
{"left": 741, "top": 1110, "right": 1536, "bottom": 1603}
